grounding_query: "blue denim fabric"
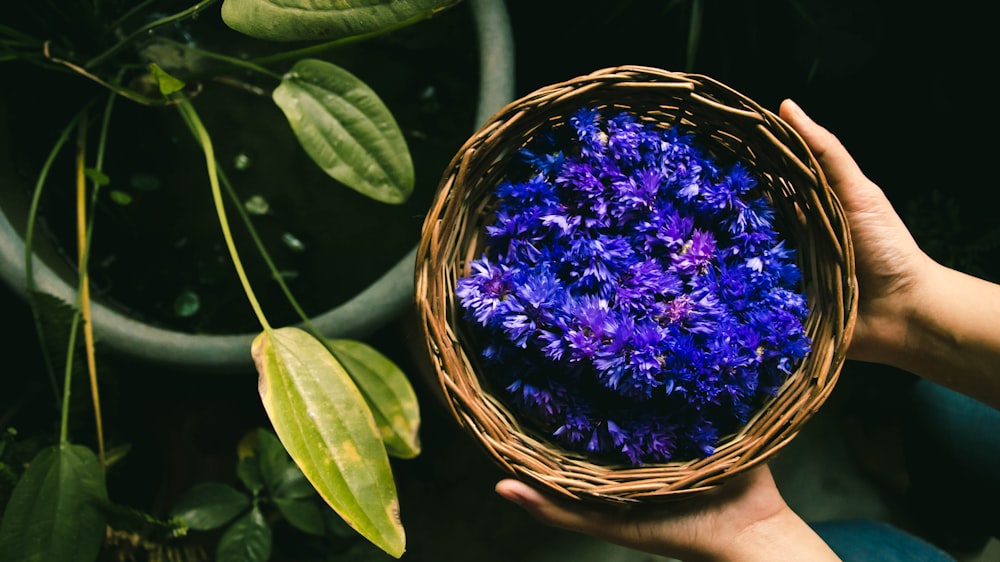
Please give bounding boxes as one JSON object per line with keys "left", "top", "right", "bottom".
{"left": 812, "top": 519, "right": 956, "bottom": 562}
{"left": 813, "top": 379, "right": 999, "bottom": 560}
{"left": 903, "top": 379, "right": 1000, "bottom": 552}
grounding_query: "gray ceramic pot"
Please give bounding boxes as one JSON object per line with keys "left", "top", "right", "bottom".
{"left": 0, "top": 0, "right": 515, "bottom": 373}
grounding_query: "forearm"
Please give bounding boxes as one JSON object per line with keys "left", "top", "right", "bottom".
{"left": 884, "top": 261, "right": 1000, "bottom": 409}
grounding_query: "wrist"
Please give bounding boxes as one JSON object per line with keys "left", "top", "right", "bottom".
{"left": 848, "top": 251, "right": 937, "bottom": 368}
{"left": 693, "top": 506, "right": 839, "bottom": 562}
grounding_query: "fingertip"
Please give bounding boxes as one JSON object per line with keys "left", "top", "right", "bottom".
{"left": 779, "top": 98, "right": 810, "bottom": 124}
{"left": 495, "top": 478, "right": 534, "bottom": 506}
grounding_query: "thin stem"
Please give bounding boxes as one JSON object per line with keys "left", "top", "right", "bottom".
{"left": 107, "top": 0, "right": 159, "bottom": 31}
{"left": 45, "top": 42, "right": 182, "bottom": 106}
{"left": 76, "top": 92, "right": 117, "bottom": 470}
{"left": 26, "top": 110, "right": 85, "bottom": 411}
{"left": 158, "top": 38, "right": 282, "bottom": 81}
{"left": 0, "top": 23, "right": 43, "bottom": 46}
{"left": 176, "top": 99, "right": 272, "bottom": 331}
{"left": 73, "top": 116, "right": 106, "bottom": 460}
{"left": 58, "top": 315, "right": 83, "bottom": 444}
{"left": 85, "top": 0, "right": 220, "bottom": 70}
{"left": 218, "top": 167, "right": 317, "bottom": 333}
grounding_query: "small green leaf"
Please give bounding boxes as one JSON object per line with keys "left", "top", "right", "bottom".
{"left": 221, "top": 0, "right": 460, "bottom": 42}
{"left": 0, "top": 443, "right": 108, "bottom": 562}
{"left": 148, "top": 63, "right": 185, "bottom": 96}
{"left": 328, "top": 339, "right": 421, "bottom": 459}
{"left": 252, "top": 327, "right": 405, "bottom": 558}
{"left": 83, "top": 168, "right": 110, "bottom": 187}
{"left": 272, "top": 59, "right": 413, "bottom": 204}
{"left": 216, "top": 507, "right": 271, "bottom": 562}
{"left": 109, "top": 190, "right": 132, "bottom": 205}
{"left": 236, "top": 457, "right": 264, "bottom": 495}
{"left": 169, "top": 482, "right": 250, "bottom": 530}
{"left": 235, "top": 430, "right": 265, "bottom": 495}
{"left": 274, "top": 497, "right": 325, "bottom": 536}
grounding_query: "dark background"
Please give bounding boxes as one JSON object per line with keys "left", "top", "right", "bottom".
{"left": 2, "top": 0, "right": 998, "bottom": 560}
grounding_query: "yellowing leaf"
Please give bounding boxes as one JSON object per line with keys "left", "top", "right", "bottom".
{"left": 327, "top": 339, "right": 421, "bottom": 459}
{"left": 252, "top": 327, "right": 405, "bottom": 558}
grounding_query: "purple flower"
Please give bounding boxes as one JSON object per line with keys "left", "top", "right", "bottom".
{"left": 456, "top": 107, "right": 811, "bottom": 466}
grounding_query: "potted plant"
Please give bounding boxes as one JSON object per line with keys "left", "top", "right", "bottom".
{"left": 0, "top": 0, "right": 513, "bottom": 559}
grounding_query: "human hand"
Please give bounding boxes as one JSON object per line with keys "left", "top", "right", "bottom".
{"left": 495, "top": 465, "right": 838, "bottom": 561}
{"left": 778, "top": 99, "right": 934, "bottom": 366}
{"left": 780, "top": 99, "right": 1000, "bottom": 407}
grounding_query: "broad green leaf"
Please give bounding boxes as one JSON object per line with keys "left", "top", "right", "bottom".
{"left": 274, "top": 497, "right": 325, "bottom": 536}
{"left": 216, "top": 507, "right": 271, "bottom": 562}
{"left": 169, "top": 482, "right": 250, "bottom": 531}
{"left": 221, "top": 0, "right": 460, "bottom": 42}
{"left": 327, "top": 339, "right": 421, "bottom": 459}
{"left": 272, "top": 59, "right": 413, "bottom": 204}
{"left": 0, "top": 443, "right": 107, "bottom": 562}
{"left": 252, "top": 327, "right": 404, "bottom": 558}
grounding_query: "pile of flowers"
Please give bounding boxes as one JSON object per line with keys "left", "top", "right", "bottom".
{"left": 455, "top": 106, "right": 811, "bottom": 466}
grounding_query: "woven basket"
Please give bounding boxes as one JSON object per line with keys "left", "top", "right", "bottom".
{"left": 414, "top": 65, "right": 857, "bottom": 503}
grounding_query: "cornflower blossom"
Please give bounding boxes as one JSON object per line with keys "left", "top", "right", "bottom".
{"left": 455, "top": 106, "right": 811, "bottom": 466}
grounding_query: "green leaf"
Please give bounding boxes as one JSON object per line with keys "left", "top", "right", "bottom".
{"left": 235, "top": 429, "right": 265, "bottom": 495}
{"left": 236, "top": 457, "right": 264, "bottom": 496}
{"left": 272, "top": 58, "right": 413, "bottom": 204}
{"left": 221, "top": 0, "right": 460, "bottom": 42}
{"left": 216, "top": 507, "right": 271, "bottom": 562}
{"left": 327, "top": 339, "right": 421, "bottom": 459}
{"left": 274, "top": 497, "right": 325, "bottom": 536}
{"left": 109, "top": 190, "right": 132, "bottom": 205}
{"left": 168, "top": 482, "right": 250, "bottom": 530}
{"left": 255, "top": 429, "right": 315, "bottom": 500}
{"left": 83, "top": 168, "right": 110, "bottom": 187}
{"left": 0, "top": 443, "right": 108, "bottom": 562}
{"left": 252, "top": 327, "right": 405, "bottom": 558}
{"left": 148, "top": 63, "right": 185, "bottom": 96}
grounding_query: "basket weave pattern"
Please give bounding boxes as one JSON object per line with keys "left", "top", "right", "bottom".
{"left": 415, "top": 65, "right": 857, "bottom": 503}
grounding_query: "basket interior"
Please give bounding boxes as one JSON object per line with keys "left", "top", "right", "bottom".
{"left": 415, "top": 65, "right": 857, "bottom": 503}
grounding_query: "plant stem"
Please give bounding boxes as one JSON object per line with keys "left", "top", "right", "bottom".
{"left": 68, "top": 116, "right": 105, "bottom": 453}
{"left": 175, "top": 99, "right": 272, "bottom": 331}
{"left": 59, "top": 316, "right": 83, "bottom": 444}
{"left": 26, "top": 110, "right": 85, "bottom": 412}
{"left": 45, "top": 42, "right": 178, "bottom": 106}
{"left": 218, "top": 168, "right": 317, "bottom": 333}
{"left": 85, "top": 0, "right": 220, "bottom": 70}
{"left": 107, "top": 0, "right": 159, "bottom": 31}
{"left": 159, "top": 39, "right": 282, "bottom": 81}
{"left": 75, "top": 92, "right": 118, "bottom": 471}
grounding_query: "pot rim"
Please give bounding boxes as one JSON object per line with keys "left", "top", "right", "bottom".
{"left": 0, "top": 0, "right": 516, "bottom": 373}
